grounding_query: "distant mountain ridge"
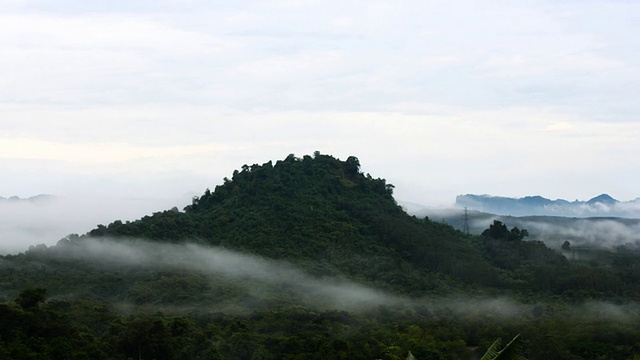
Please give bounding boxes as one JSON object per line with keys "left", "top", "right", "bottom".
{"left": 0, "top": 194, "right": 55, "bottom": 204}
{"left": 456, "top": 193, "right": 640, "bottom": 218}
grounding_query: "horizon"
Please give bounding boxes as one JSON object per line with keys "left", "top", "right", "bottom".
{"left": 2, "top": 163, "right": 640, "bottom": 256}
{"left": 1, "top": 1, "right": 639, "bottom": 211}
{"left": 3, "top": 188, "right": 640, "bottom": 205}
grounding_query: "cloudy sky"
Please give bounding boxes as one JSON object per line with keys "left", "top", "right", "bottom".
{"left": 1, "top": 0, "right": 639, "bottom": 214}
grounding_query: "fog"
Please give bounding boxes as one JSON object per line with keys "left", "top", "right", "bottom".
{"left": 466, "top": 215, "right": 640, "bottom": 250}
{"left": 3, "top": 234, "right": 536, "bottom": 314}
{"left": 516, "top": 218, "right": 640, "bottom": 250}
{"left": 31, "top": 237, "right": 544, "bottom": 315}
{"left": 5, "top": 194, "right": 639, "bottom": 256}
{"left": 408, "top": 206, "right": 640, "bottom": 250}
{"left": 4, "top": 196, "right": 640, "bottom": 316}
{"left": 53, "top": 237, "right": 403, "bottom": 311}
{"left": 0, "top": 194, "right": 192, "bottom": 255}
{"left": 16, "top": 237, "right": 637, "bottom": 322}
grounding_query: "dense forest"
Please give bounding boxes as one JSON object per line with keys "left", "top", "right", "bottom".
{"left": 2, "top": 153, "right": 640, "bottom": 359}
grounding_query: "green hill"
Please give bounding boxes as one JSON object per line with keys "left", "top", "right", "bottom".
{"left": 2, "top": 153, "right": 640, "bottom": 359}
{"left": 85, "top": 153, "right": 505, "bottom": 293}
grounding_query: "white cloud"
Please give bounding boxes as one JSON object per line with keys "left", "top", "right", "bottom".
{"left": 0, "top": 137, "right": 240, "bottom": 165}
{"left": 0, "top": 0, "right": 638, "bottom": 209}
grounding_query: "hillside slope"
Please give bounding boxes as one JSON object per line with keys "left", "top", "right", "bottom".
{"left": 86, "top": 153, "right": 503, "bottom": 292}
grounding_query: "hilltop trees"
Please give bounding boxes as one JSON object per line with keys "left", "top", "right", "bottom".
{"left": 82, "top": 153, "right": 503, "bottom": 291}
{"left": 481, "top": 220, "right": 529, "bottom": 241}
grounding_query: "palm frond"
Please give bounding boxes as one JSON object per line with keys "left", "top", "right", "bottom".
{"left": 481, "top": 334, "right": 526, "bottom": 360}
{"left": 480, "top": 337, "right": 503, "bottom": 360}
{"left": 496, "top": 334, "right": 526, "bottom": 360}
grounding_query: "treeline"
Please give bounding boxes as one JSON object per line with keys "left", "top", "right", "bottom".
{"left": 3, "top": 287, "right": 640, "bottom": 359}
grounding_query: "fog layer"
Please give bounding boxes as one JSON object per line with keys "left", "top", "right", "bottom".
{"left": 0, "top": 195, "right": 191, "bottom": 254}
{"left": 55, "top": 237, "right": 401, "bottom": 310}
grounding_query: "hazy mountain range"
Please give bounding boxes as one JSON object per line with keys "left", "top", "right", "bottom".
{"left": 0, "top": 194, "right": 55, "bottom": 204}
{"left": 401, "top": 194, "right": 640, "bottom": 250}
{"left": 455, "top": 193, "right": 640, "bottom": 218}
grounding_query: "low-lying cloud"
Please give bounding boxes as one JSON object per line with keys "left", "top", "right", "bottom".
{"left": 412, "top": 207, "right": 640, "bottom": 250}
{"left": 0, "top": 194, "right": 191, "bottom": 255}
{"left": 517, "top": 218, "right": 640, "bottom": 250}
{"left": 53, "top": 238, "right": 402, "bottom": 311}
{"left": 9, "top": 237, "right": 640, "bottom": 322}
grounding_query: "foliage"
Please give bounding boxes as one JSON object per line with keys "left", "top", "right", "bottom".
{"left": 2, "top": 153, "right": 640, "bottom": 359}
{"left": 83, "top": 153, "right": 504, "bottom": 292}
{"left": 482, "top": 221, "right": 529, "bottom": 242}
{"left": 15, "top": 287, "right": 47, "bottom": 310}
{"left": 480, "top": 334, "right": 526, "bottom": 360}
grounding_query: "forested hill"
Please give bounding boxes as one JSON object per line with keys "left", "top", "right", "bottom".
{"left": 52, "top": 152, "right": 630, "bottom": 299}
{"left": 6, "top": 153, "right": 640, "bottom": 359}
{"left": 85, "top": 153, "right": 504, "bottom": 292}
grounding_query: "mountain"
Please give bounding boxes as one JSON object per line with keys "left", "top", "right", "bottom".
{"left": 0, "top": 194, "right": 55, "bottom": 205}
{"left": 456, "top": 193, "right": 640, "bottom": 218}
{"left": 3, "top": 153, "right": 640, "bottom": 359}
{"left": 586, "top": 193, "right": 618, "bottom": 206}
{"left": 85, "top": 153, "right": 505, "bottom": 291}
{"left": 5, "top": 153, "right": 583, "bottom": 301}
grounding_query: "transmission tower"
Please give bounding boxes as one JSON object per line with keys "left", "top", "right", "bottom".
{"left": 462, "top": 207, "right": 470, "bottom": 234}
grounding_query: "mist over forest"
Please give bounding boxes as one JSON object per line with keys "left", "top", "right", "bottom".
{"left": 0, "top": 194, "right": 191, "bottom": 254}
{"left": 50, "top": 237, "right": 400, "bottom": 311}
{"left": 3, "top": 153, "right": 640, "bottom": 359}
{"left": 21, "top": 236, "right": 640, "bottom": 320}
{"left": 7, "top": 191, "right": 640, "bottom": 256}
{"left": 409, "top": 205, "right": 640, "bottom": 251}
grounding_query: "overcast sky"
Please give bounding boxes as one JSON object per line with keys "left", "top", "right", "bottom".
{"left": 1, "top": 0, "right": 639, "bottom": 213}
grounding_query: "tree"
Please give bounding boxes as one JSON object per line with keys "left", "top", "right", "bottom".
{"left": 345, "top": 156, "right": 361, "bottom": 175}
{"left": 482, "top": 221, "right": 528, "bottom": 241}
{"left": 482, "top": 221, "right": 510, "bottom": 240}
{"left": 561, "top": 241, "right": 571, "bottom": 252}
{"left": 15, "top": 288, "right": 47, "bottom": 310}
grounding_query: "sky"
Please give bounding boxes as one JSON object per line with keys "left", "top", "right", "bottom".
{"left": 1, "top": 0, "right": 639, "bottom": 216}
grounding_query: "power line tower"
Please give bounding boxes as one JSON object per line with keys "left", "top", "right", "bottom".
{"left": 462, "top": 207, "right": 470, "bottom": 234}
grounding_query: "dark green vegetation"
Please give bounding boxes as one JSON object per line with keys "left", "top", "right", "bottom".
{"left": 2, "top": 153, "right": 640, "bottom": 359}
{"left": 480, "top": 334, "right": 525, "bottom": 360}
